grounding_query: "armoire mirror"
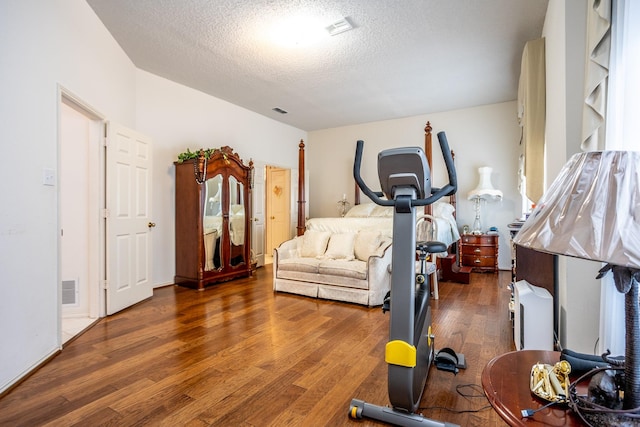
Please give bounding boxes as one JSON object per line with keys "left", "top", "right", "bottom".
{"left": 203, "top": 174, "right": 223, "bottom": 271}
{"left": 228, "top": 175, "right": 246, "bottom": 267}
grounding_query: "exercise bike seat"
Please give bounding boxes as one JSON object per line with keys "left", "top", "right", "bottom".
{"left": 416, "top": 241, "right": 447, "bottom": 254}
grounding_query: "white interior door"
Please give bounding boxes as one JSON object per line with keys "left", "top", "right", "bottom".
{"left": 106, "top": 122, "right": 153, "bottom": 315}
{"left": 251, "top": 163, "right": 265, "bottom": 267}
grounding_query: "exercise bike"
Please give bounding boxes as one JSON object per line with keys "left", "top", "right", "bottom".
{"left": 349, "top": 133, "right": 461, "bottom": 427}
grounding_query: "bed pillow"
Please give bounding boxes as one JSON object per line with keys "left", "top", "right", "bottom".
{"left": 300, "top": 230, "right": 331, "bottom": 258}
{"left": 324, "top": 232, "right": 356, "bottom": 260}
{"left": 354, "top": 230, "right": 382, "bottom": 261}
{"left": 344, "top": 203, "right": 377, "bottom": 217}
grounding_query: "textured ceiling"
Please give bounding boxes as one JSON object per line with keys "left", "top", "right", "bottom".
{"left": 86, "top": 0, "right": 549, "bottom": 131}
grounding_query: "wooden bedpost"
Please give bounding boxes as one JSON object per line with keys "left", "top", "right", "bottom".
{"left": 297, "top": 139, "right": 306, "bottom": 236}
{"left": 424, "top": 121, "right": 433, "bottom": 217}
{"left": 450, "top": 150, "right": 457, "bottom": 215}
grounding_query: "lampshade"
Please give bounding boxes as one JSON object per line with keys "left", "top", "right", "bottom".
{"left": 513, "top": 150, "right": 640, "bottom": 268}
{"left": 467, "top": 167, "right": 503, "bottom": 200}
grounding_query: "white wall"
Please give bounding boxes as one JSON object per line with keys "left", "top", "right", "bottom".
{"left": 307, "top": 102, "right": 522, "bottom": 270}
{"left": 134, "top": 70, "right": 306, "bottom": 287}
{"left": 543, "top": 0, "right": 601, "bottom": 353}
{"left": 0, "top": 0, "right": 137, "bottom": 392}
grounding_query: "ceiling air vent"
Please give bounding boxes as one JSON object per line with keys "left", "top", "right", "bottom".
{"left": 325, "top": 17, "right": 353, "bottom": 36}
{"left": 272, "top": 107, "right": 288, "bottom": 114}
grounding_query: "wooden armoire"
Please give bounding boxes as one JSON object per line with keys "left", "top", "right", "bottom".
{"left": 174, "top": 146, "right": 253, "bottom": 290}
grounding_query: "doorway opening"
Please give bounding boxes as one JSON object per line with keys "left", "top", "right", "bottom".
{"left": 59, "top": 90, "right": 105, "bottom": 345}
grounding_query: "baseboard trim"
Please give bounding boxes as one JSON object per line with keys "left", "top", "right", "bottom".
{"left": 0, "top": 348, "right": 61, "bottom": 398}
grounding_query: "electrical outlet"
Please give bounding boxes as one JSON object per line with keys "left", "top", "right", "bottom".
{"left": 43, "top": 168, "right": 56, "bottom": 186}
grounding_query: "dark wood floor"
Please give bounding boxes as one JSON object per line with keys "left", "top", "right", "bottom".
{"left": 0, "top": 264, "right": 514, "bottom": 426}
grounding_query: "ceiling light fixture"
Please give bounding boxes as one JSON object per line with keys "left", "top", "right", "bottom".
{"left": 325, "top": 17, "right": 353, "bottom": 36}
{"left": 268, "top": 15, "right": 326, "bottom": 48}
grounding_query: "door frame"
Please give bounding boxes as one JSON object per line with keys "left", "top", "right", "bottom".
{"left": 251, "top": 161, "right": 266, "bottom": 267}
{"left": 57, "top": 86, "right": 106, "bottom": 344}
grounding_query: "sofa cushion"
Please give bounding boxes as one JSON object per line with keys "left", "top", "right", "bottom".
{"left": 354, "top": 230, "right": 382, "bottom": 261}
{"left": 318, "top": 285, "right": 370, "bottom": 305}
{"left": 300, "top": 230, "right": 331, "bottom": 258}
{"left": 318, "top": 259, "right": 367, "bottom": 280}
{"left": 278, "top": 257, "right": 320, "bottom": 274}
{"left": 276, "top": 269, "right": 369, "bottom": 290}
{"left": 324, "top": 232, "right": 356, "bottom": 260}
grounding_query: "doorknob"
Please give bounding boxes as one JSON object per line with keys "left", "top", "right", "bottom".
{"left": 270, "top": 216, "right": 275, "bottom": 220}
{"left": 254, "top": 218, "right": 259, "bottom": 222}
{"left": 148, "top": 222, "right": 156, "bottom": 228}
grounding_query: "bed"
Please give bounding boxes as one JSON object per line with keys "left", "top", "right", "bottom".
{"left": 298, "top": 121, "right": 459, "bottom": 249}
{"left": 305, "top": 200, "right": 459, "bottom": 251}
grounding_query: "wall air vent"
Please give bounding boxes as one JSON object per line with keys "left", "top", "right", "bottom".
{"left": 62, "top": 279, "right": 78, "bottom": 305}
{"left": 272, "top": 107, "right": 288, "bottom": 114}
{"left": 325, "top": 17, "right": 354, "bottom": 36}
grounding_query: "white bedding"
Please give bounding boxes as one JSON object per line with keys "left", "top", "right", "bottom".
{"left": 229, "top": 213, "right": 245, "bottom": 245}
{"left": 204, "top": 211, "right": 245, "bottom": 246}
{"left": 306, "top": 217, "right": 394, "bottom": 237}
{"left": 305, "top": 201, "right": 460, "bottom": 248}
{"left": 204, "top": 215, "right": 222, "bottom": 234}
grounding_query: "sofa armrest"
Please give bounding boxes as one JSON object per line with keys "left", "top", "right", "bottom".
{"left": 273, "top": 236, "right": 301, "bottom": 290}
{"left": 366, "top": 242, "right": 392, "bottom": 292}
{"left": 274, "top": 237, "right": 300, "bottom": 261}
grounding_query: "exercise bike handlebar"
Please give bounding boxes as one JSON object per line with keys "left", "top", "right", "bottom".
{"left": 353, "top": 131, "right": 457, "bottom": 207}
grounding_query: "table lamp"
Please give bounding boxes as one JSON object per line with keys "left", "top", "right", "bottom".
{"left": 513, "top": 150, "right": 640, "bottom": 421}
{"left": 336, "top": 194, "right": 351, "bottom": 217}
{"left": 467, "top": 166, "right": 502, "bottom": 234}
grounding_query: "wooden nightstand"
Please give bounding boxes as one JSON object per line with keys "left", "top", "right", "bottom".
{"left": 460, "top": 234, "right": 498, "bottom": 273}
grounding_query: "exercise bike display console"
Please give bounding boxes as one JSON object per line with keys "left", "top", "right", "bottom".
{"left": 349, "top": 133, "right": 461, "bottom": 427}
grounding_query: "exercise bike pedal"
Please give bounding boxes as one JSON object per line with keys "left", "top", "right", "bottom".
{"left": 434, "top": 347, "right": 466, "bottom": 375}
{"left": 381, "top": 291, "right": 391, "bottom": 313}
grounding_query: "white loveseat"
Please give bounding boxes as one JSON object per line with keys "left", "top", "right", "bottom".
{"left": 273, "top": 229, "right": 392, "bottom": 306}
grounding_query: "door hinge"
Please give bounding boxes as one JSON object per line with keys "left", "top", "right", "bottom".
{"left": 102, "top": 208, "right": 110, "bottom": 218}
{"left": 101, "top": 280, "right": 109, "bottom": 290}
{"left": 103, "top": 123, "right": 109, "bottom": 147}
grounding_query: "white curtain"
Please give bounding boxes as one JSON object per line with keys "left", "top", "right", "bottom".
{"left": 599, "top": 0, "right": 640, "bottom": 356}
{"left": 517, "top": 38, "right": 546, "bottom": 202}
{"left": 581, "top": 0, "right": 612, "bottom": 152}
